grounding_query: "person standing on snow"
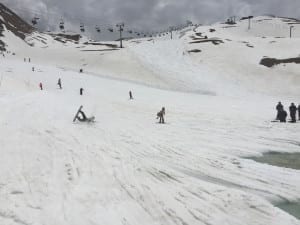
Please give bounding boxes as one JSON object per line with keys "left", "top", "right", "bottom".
{"left": 276, "top": 102, "right": 283, "bottom": 120}
{"left": 80, "top": 88, "right": 84, "bottom": 95}
{"left": 289, "top": 103, "right": 297, "bottom": 123}
{"left": 57, "top": 78, "right": 62, "bottom": 89}
{"left": 298, "top": 104, "right": 300, "bottom": 121}
{"left": 156, "top": 107, "right": 166, "bottom": 124}
{"left": 278, "top": 107, "right": 287, "bottom": 123}
{"left": 39, "top": 82, "right": 43, "bottom": 90}
{"left": 129, "top": 91, "right": 133, "bottom": 100}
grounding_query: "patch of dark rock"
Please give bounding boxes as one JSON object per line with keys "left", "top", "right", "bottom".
{"left": 81, "top": 49, "right": 119, "bottom": 52}
{"left": 240, "top": 16, "right": 254, "bottom": 21}
{"left": 260, "top": 57, "right": 300, "bottom": 67}
{"left": 246, "top": 44, "right": 254, "bottom": 48}
{"left": 54, "top": 38, "right": 66, "bottom": 43}
{"left": 195, "top": 32, "right": 202, "bottom": 36}
{"left": 0, "top": 39, "right": 5, "bottom": 51}
{"left": 55, "top": 33, "right": 81, "bottom": 42}
{"left": 225, "top": 39, "right": 232, "bottom": 41}
{"left": 0, "top": 3, "right": 34, "bottom": 40}
{"left": 37, "top": 35, "right": 47, "bottom": 41}
{"left": 209, "top": 29, "right": 216, "bottom": 32}
{"left": 222, "top": 26, "right": 237, "bottom": 28}
{"left": 190, "top": 39, "right": 224, "bottom": 45}
{"left": 83, "top": 42, "right": 118, "bottom": 48}
{"left": 188, "top": 49, "right": 201, "bottom": 53}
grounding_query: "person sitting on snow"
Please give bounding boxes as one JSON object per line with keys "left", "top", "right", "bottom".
{"left": 77, "top": 110, "right": 88, "bottom": 122}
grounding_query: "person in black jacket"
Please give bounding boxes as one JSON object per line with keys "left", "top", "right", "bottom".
{"left": 156, "top": 107, "right": 166, "bottom": 124}
{"left": 278, "top": 108, "right": 287, "bottom": 123}
{"left": 57, "top": 78, "right": 62, "bottom": 89}
{"left": 276, "top": 102, "right": 283, "bottom": 120}
{"left": 289, "top": 103, "right": 297, "bottom": 123}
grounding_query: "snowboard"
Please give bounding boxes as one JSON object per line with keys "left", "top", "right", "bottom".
{"left": 73, "top": 105, "right": 83, "bottom": 122}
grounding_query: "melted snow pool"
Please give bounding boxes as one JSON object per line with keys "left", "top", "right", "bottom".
{"left": 275, "top": 202, "right": 300, "bottom": 220}
{"left": 248, "top": 152, "right": 300, "bottom": 219}
{"left": 248, "top": 152, "right": 300, "bottom": 170}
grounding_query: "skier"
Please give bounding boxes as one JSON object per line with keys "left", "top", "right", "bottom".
{"left": 57, "top": 78, "right": 62, "bottom": 89}
{"left": 156, "top": 107, "right": 166, "bottom": 124}
{"left": 129, "top": 91, "right": 133, "bottom": 100}
{"left": 298, "top": 104, "right": 300, "bottom": 121}
{"left": 289, "top": 103, "right": 297, "bottom": 123}
{"left": 278, "top": 108, "right": 287, "bottom": 123}
{"left": 276, "top": 101, "right": 283, "bottom": 120}
{"left": 28, "top": 58, "right": 31, "bottom": 63}
{"left": 80, "top": 88, "right": 84, "bottom": 95}
{"left": 39, "top": 82, "right": 43, "bottom": 90}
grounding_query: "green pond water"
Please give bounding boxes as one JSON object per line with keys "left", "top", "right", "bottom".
{"left": 276, "top": 202, "right": 300, "bottom": 220}
{"left": 249, "top": 152, "right": 300, "bottom": 170}
{"left": 247, "top": 152, "right": 300, "bottom": 220}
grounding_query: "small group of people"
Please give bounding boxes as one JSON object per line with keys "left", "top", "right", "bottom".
{"left": 39, "top": 78, "right": 84, "bottom": 95}
{"left": 276, "top": 102, "right": 300, "bottom": 123}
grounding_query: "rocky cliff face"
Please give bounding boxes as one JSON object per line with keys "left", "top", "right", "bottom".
{"left": 0, "top": 3, "right": 34, "bottom": 51}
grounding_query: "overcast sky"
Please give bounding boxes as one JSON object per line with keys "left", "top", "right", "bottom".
{"left": 1, "top": 0, "right": 300, "bottom": 40}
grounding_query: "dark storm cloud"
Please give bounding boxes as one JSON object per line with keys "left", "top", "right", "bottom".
{"left": 1, "top": 0, "right": 300, "bottom": 40}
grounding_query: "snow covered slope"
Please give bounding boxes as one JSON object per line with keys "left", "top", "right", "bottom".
{"left": 0, "top": 8, "right": 300, "bottom": 225}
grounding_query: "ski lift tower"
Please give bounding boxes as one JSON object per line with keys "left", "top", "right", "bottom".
{"left": 116, "top": 22, "right": 125, "bottom": 48}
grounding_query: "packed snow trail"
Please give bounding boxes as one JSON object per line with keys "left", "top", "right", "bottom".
{"left": 0, "top": 57, "right": 300, "bottom": 225}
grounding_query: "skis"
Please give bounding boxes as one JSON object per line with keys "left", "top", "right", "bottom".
{"left": 73, "top": 105, "right": 83, "bottom": 122}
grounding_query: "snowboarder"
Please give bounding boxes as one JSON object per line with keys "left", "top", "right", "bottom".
{"left": 276, "top": 102, "right": 283, "bottom": 120}
{"left": 80, "top": 88, "right": 84, "bottom": 95}
{"left": 298, "top": 104, "right": 300, "bottom": 121}
{"left": 129, "top": 91, "right": 133, "bottom": 100}
{"left": 39, "top": 82, "right": 43, "bottom": 90}
{"left": 289, "top": 103, "right": 297, "bottom": 123}
{"left": 57, "top": 78, "right": 62, "bottom": 89}
{"left": 278, "top": 108, "right": 287, "bottom": 123}
{"left": 73, "top": 106, "right": 95, "bottom": 122}
{"left": 156, "top": 107, "right": 166, "bottom": 124}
